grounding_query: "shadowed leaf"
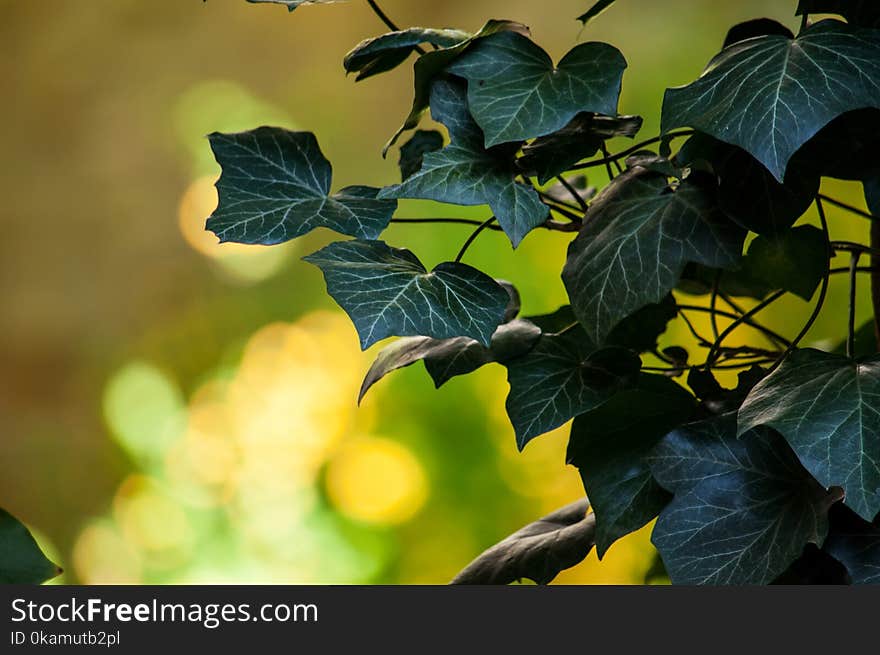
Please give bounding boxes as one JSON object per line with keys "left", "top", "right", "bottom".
{"left": 0, "top": 508, "right": 61, "bottom": 585}
{"left": 344, "top": 28, "right": 470, "bottom": 81}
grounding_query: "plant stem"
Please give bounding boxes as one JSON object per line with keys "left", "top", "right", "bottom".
{"left": 454, "top": 216, "right": 496, "bottom": 263}
{"left": 538, "top": 193, "right": 583, "bottom": 222}
{"left": 705, "top": 290, "right": 787, "bottom": 367}
{"left": 709, "top": 272, "right": 721, "bottom": 341}
{"left": 832, "top": 240, "right": 880, "bottom": 257}
{"left": 818, "top": 194, "right": 876, "bottom": 221}
{"left": 555, "top": 175, "right": 589, "bottom": 212}
{"left": 600, "top": 143, "right": 616, "bottom": 181}
{"left": 873, "top": 219, "right": 880, "bottom": 351}
{"left": 848, "top": 251, "right": 861, "bottom": 358}
{"left": 677, "top": 304, "right": 792, "bottom": 347}
{"left": 568, "top": 130, "right": 694, "bottom": 172}
{"left": 773, "top": 197, "right": 833, "bottom": 369}
{"left": 391, "top": 217, "right": 504, "bottom": 231}
{"left": 365, "top": 0, "right": 426, "bottom": 53}
{"left": 719, "top": 292, "right": 787, "bottom": 349}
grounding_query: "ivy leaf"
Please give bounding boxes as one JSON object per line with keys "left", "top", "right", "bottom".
{"left": 0, "top": 508, "right": 61, "bottom": 584}
{"left": 380, "top": 79, "right": 548, "bottom": 247}
{"left": 245, "top": 0, "right": 335, "bottom": 11}
{"left": 344, "top": 28, "right": 470, "bottom": 81}
{"left": 567, "top": 375, "right": 695, "bottom": 558}
{"left": 398, "top": 130, "right": 444, "bottom": 181}
{"left": 662, "top": 20, "right": 880, "bottom": 182}
{"left": 304, "top": 239, "right": 509, "bottom": 349}
{"left": 519, "top": 113, "right": 643, "bottom": 185}
{"left": 649, "top": 417, "right": 832, "bottom": 584}
{"left": 738, "top": 226, "right": 830, "bottom": 301}
{"left": 504, "top": 325, "right": 641, "bottom": 448}
{"left": 797, "top": 1, "right": 880, "bottom": 28}
{"left": 676, "top": 133, "right": 819, "bottom": 236}
{"left": 577, "top": 0, "right": 616, "bottom": 24}
{"left": 206, "top": 128, "right": 397, "bottom": 245}
{"left": 866, "top": 175, "right": 880, "bottom": 216}
{"left": 358, "top": 319, "right": 541, "bottom": 402}
{"left": 386, "top": 20, "right": 530, "bottom": 152}
{"left": 604, "top": 295, "right": 678, "bottom": 353}
{"left": 823, "top": 504, "right": 880, "bottom": 584}
{"left": 562, "top": 168, "right": 745, "bottom": 344}
{"left": 450, "top": 499, "right": 596, "bottom": 585}
{"left": 446, "top": 31, "right": 627, "bottom": 148}
{"left": 739, "top": 349, "right": 880, "bottom": 521}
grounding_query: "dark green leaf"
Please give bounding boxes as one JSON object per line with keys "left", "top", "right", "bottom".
{"left": 206, "top": 128, "right": 396, "bottom": 245}
{"left": 568, "top": 375, "right": 695, "bottom": 557}
{"left": 739, "top": 225, "right": 830, "bottom": 300}
{"left": 577, "top": 0, "right": 616, "bottom": 24}
{"left": 447, "top": 31, "right": 627, "bottom": 148}
{"left": 866, "top": 175, "right": 880, "bottom": 216}
{"left": 358, "top": 318, "right": 541, "bottom": 402}
{"left": 833, "top": 320, "right": 878, "bottom": 358}
{"left": 523, "top": 306, "right": 577, "bottom": 335}
{"left": 562, "top": 168, "right": 745, "bottom": 343}
{"left": 772, "top": 543, "right": 851, "bottom": 584}
{"left": 0, "top": 508, "right": 61, "bottom": 584}
{"left": 823, "top": 504, "right": 880, "bottom": 583}
{"left": 797, "top": 1, "right": 880, "bottom": 28}
{"left": 662, "top": 20, "right": 880, "bottom": 181}
{"left": 505, "top": 326, "right": 641, "bottom": 448}
{"left": 344, "top": 28, "right": 471, "bottom": 81}
{"left": 649, "top": 416, "right": 832, "bottom": 584}
{"left": 723, "top": 19, "right": 794, "bottom": 48}
{"left": 676, "top": 133, "right": 819, "bottom": 236}
{"left": 450, "top": 499, "right": 595, "bottom": 585}
{"left": 676, "top": 262, "right": 768, "bottom": 299}
{"left": 797, "top": 109, "right": 880, "bottom": 180}
{"left": 304, "top": 239, "right": 509, "bottom": 349}
{"left": 398, "top": 130, "right": 444, "bottom": 181}
{"left": 386, "top": 20, "right": 530, "bottom": 152}
{"left": 245, "top": 0, "right": 332, "bottom": 11}
{"left": 380, "top": 79, "right": 548, "bottom": 247}
{"left": 739, "top": 349, "right": 880, "bottom": 520}
{"left": 604, "top": 295, "right": 678, "bottom": 353}
{"left": 687, "top": 364, "right": 767, "bottom": 414}
{"left": 519, "top": 114, "right": 642, "bottom": 184}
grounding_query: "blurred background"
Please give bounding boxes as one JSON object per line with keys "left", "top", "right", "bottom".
{"left": 1, "top": 0, "right": 871, "bottom": 584}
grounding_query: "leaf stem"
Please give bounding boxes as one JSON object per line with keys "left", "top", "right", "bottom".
{"left": 454, "top": 216, "right": 497, "bottom": 263}
{"left": 709, "top": 271, "right": 721, "bottom": 341}
{"left": 568, "top": 130, "right": 695, "bottom": 172}
{"left": 818, "top": 194, "right": 875, "bottom": 221}
{"left": 600, "top": 143, "right": 616, "bottom": 182}
{"left": 365, "top": 0, "right": 426, "bottom": 54}
{"left": 677, "top": 304, "right": 792, "bottom": 348}
{"left": 391, "top": 217, "right": 504, "bottom": 231}
{"left": 705, "top": 290, "right": 787, "bottom": 368}
{"left": 554, "top": 175, "right": 589, "bottom": 212}
{"left": 848, "top": 251, "right": 861, "bottom": 358}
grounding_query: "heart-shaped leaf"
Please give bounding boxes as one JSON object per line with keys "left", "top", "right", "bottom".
{"left": 0, "top": 508, "right": 61, "bottom": 585}
{"left": 207, "top": 128, "right": 397, "bottom": 245}
{"left": 568, "top": 374, "right": 695, "bottom": 557}
{"left": 304, "top": 240, "right": 509, "bottom": 349}
{"left": 505, "top": 325, "right": 641, "bottom": 448}
{"left": 739, "top": 349, "right": 880, "bottom": 521}
{"left": 738, "top": 225, "right": 830, "bottom": 301}
{"left": 344, "top": 28, "right": 470, "bottom": 81}
{"left": 662, "top": 20, "right": 880, "bottom": 181}
{"left": 380, "top": 79, "right": 548, "bottom": 247}
{"left": 446, "top": 30, "right": 627, "bottom": 148}
{"left": 386, "top": 20, "right": 530, "bottom": 152}
{"left": 519, "top": 113, "right": 643, "bottom": 185}
{"left": 649, "top": 416, "right": 832, "bottom": 584}
{"left": 562, "top": 168, "right": 745, "bottom": 344}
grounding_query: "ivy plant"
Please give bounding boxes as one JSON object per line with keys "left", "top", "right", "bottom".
{"left": 191, "top": 0, "right": 880, "bottom": 586}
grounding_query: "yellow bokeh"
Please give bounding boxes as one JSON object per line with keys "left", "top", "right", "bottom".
{"left": 72, "top": 520, "right": 142, "bottom": 585}
{"left": 325, "top": 437, "right": 429, "bottom": 526}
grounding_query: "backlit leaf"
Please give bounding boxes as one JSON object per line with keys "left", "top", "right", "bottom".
{"left": 0, "top": 508, "right": 61, "bottom": 585}
{"left": 344, "top": 28, "right": 470, "bottom": 81}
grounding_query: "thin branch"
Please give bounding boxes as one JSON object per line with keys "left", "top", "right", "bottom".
{"left": 705, "top": 290, "right": 787, "bottom": 367}
{"left": 455, "top": 216, "right": 496, "bottom": 263}
{"left": 710, "top": 272, "right": 721, "bottom": 342}
{"left": 719, "top": 292, "right": 787, "bottom": 350}
{"left": 391, "top": 217, "right": 504, "bottom": 231}
{"left": 600, "top": 143, "right": 616, "bottom": 182}
{"left": 848, "top": 252, "right": 861, "bottom": 358}
{"left": 832, "top": 240, "right": 880, "bottom": 257}
{"left": 568, "top": 130, "right": 695, "bottom": 172}
{"left": 643, "top": 358, "right": 777, "bottom": 373}
{"left": 677, "top": 304, "right": 792, "bottom": 348}
{"left": 818, "top": 194, "right": 876, "bottom": 221}
{"left": 555, "top": 175, "right": 589, "bottom": 212}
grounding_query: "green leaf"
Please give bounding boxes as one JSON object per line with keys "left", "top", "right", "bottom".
{"left": 562, "top": 169, "right": 745, "bottom": 344}
{"left": 386, "top": 20, "right": 530, "bottom": 152}
{"left": 446, "top": 31, "right": 627, "bottom": 148}
{"left": 797, "top": 1, "right": 880, "bottom": 28}
{"left": 504, "top": 325, "right": 641, "bottom": 449}
{"left": 738, "top": 226, "right": 830, "bottom": 301}
{"left": 380, "top": 79, "right": 548, "bottom": 247}
{"left": 523, "top": 306, "right": 578, "bottom": 335}
{"left": 577, "top": 0, "right": 616, "bottom": 24}
{"left": 739, "top": 349, "right": 880, "bottom": 521}
{"left": 450, "top": 499, "right": 596, "bottom": 585}
{"left": 823, "top": 504, "right": 880, "bottom": 584}
{"left": 398, "top": 130, "right": 444, "bottom": 181}
{"left": 661, "top": 20, "right": 880, "bottom": 181}
{"left": 359, "top": 319, "right": 541, "bottom": 402}
{"left": 604, "top": 295, "right": 678, "bottom": 353}
{"left": 245, "top": 0, "right": 333, "bottom": 10}
{"left": 676, "top": 133, "right": 819, "bottom": 236}
{"left": 649, "top": 417, "right": 832, "bottom": 584}
{"left": 866, "top": 175, "right": 880, "bottom": 216}
{"left": 206, "top": 128, "right": 396, "bottom": 245}
{"left": 344, "top": 28, "right": 471, "bottom": 81}
{"left": 567, "top": 375, "right": 695, "bottom": 558}
{"left": 519, "top": 114, "right": 642, "bottom": 185}
{"left": 0, "top": 508, "right": 61, "bottom": 584}
{"left": 304, "top": 239, "right": 509, "bottom": 349}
